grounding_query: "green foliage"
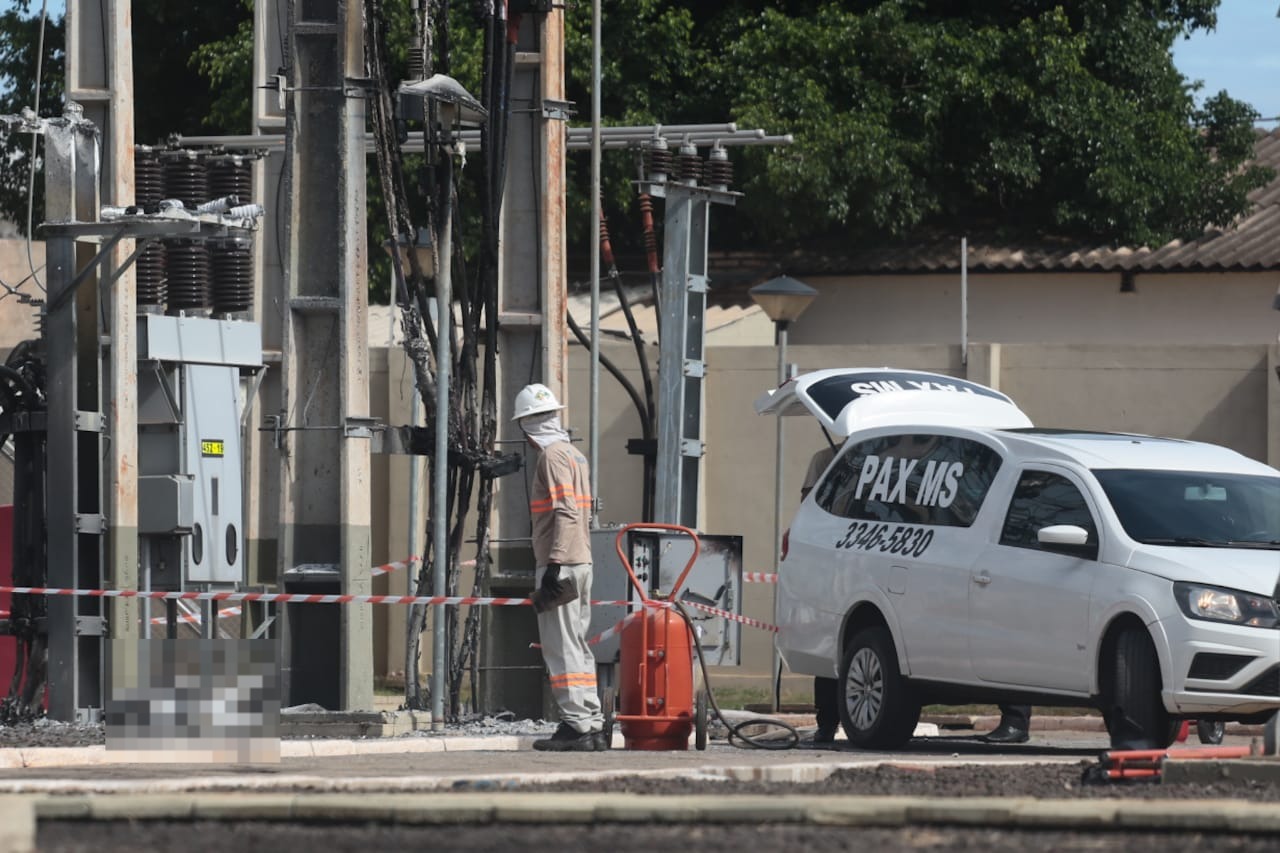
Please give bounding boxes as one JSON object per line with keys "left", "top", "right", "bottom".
{"left": 708, "top": 1, "right": 1268, "bottom": 248}
{"left": 0, "top": 6, "right": 63, "bottom": 236}
{"left": 560, "top": 0, "right": 1267, "bottom": 253}
{"left": 0, "top": 1, "right": 1270, "bottom": 257}
{"left": 190, "top": 0, "right": 255, "bottom": 133}
{"left": 128, "top": 1, "right": 252, "bottom": 143}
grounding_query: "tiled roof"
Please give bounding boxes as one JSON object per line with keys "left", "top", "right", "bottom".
{"left": 784, "top": 128, "right": 1280, "bottom": 276}
{"left": 569, "top": 128, "right": 1280, "bottom": 309}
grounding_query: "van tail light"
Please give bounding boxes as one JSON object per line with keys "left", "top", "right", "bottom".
{"left": 780, "top": 528, "right": 790, "bottom": 563}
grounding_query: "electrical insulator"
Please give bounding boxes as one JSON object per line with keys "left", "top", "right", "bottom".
{"left": 677, "top": 139, "right": 701, "bottom": 186}
{"left": 164, "top": 239, "right": 211, "bottom": 314}
{"left": 207, "top": 154, "right": 252, "bottom": 206}
{"left": 196, "top": 196, "right": 240, "bottom": 215}
{"left": 134, "top": 145, "right": 167, "bottom": 310}
{"left": 211, "top": 237, "right": 254, "bottom": 316}
{"left": 644, "top": 136, "right": 671, "bottom": 183}
{"left": 162, "top": 149, "right": 208, "bottom": 209}
{"left": 705, "top": 144, "right": 733, "bottom": 192}
{"left": 227, "top": 203, "right": 265, "bottom": 221}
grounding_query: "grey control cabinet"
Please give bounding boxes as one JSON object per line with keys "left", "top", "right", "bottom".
{"left": 137, "top": 314, "right": 262, "bottom": 591}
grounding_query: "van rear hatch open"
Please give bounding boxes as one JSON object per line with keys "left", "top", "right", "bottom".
{"left": 754, "top": 368, "right": 1032, "bottom": 435}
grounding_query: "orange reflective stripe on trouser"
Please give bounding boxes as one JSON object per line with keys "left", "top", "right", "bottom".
{"left": 549, "top": 672, "right": 598, "bottom": 688}
{"left": 535, "top": 562, "right": 604, "bottom": 732}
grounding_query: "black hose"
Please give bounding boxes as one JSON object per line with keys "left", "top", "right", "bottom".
{"left": 670, "top": 600, "right": 800, "bottom": 750}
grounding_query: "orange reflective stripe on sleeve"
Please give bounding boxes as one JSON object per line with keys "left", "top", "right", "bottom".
{"left": 531, "top": 483, "right": 590, "bottom": 514}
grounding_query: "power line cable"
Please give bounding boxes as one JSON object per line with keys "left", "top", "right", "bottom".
{"left": 23, "top": 0, "right": 50, "bottom": 295}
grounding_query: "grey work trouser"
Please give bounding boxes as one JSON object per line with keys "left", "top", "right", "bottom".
{"left": 535, "top": 562, "right": 603, "bottom": 733}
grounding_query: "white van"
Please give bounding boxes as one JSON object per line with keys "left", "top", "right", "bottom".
{"left": 757, "top": 368, "right": 1280, "bottom": 750}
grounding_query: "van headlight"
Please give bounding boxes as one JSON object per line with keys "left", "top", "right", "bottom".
{"left": 1173, "top": 582, "right": 1280, "bottom": 629}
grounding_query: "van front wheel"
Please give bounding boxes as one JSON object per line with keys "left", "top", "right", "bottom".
{"left": 1104, "top": 627, "right": 1176, "bottom": 750}
{"left": 839, "top": 626, "right": 920, "bottom": 749}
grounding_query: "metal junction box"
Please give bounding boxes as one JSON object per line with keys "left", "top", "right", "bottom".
{"left": 591, "top": 527, "right": 744, "bottom": 667}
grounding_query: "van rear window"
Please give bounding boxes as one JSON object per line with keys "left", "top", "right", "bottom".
{"left": 815, "top": 434, "right": 1002, "bottom": 527}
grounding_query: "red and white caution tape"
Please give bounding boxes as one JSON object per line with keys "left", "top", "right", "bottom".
{"left": 0, "top": 586, "right": 544, "bottom": 606}
{"left": 585, "top": 609, "right": 644, "bottom": 647}
{"left": 743, "top": 572, "right": 777, "bottom": 584}
{"left": 679, "top": 599, "right": 779, "bottom": 633}
{"left": 141, "top": 557, "right": 420, "bottom": 626}
{"left": 371, "top": 556, "right": 419, "bottom": 577}
{"left": 148, "top": 605, "right": 243, "bottom": 627}
{"left": 578, "top": 597, "right": 780, "bottom": 647}
{"left": 0, "top": 581, "right": 779, "bottom": 633}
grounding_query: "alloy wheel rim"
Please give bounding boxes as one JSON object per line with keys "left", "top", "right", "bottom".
{"left": 846, "top": 647, "right": 884, "bottom": 731}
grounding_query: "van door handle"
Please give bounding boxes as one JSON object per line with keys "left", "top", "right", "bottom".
{"left": 972, "top": 572, "right": 992, "bottom": 586}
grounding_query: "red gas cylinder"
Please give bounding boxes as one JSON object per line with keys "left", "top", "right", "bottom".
{"left": 613, "top": 523, "right": 702, "bottom": 751}
{"left": 618, "top": 602, "right": 695, "bottom": 750}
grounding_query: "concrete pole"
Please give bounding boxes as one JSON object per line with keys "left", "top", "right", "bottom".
{"left": 247, "top": 0, "right": 287, "bottom": 611}
{"left": 66, "top": 0, "right": 140, "bottom": 674}
{"left": 102, "top": 0, "right": 139, "bottom": 650}
{"left": 280, "top": 0, "right": 373, "bottom": 711}
{"left": 41, "top": 108, "right": 103, "bottom": 721}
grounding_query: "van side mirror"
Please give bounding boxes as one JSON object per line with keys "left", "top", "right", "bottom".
{"left": 1037, "top": 524, "right": 1096, "bottom": 558}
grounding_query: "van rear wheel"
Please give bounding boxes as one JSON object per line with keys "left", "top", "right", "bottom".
{"left": 839, "top": 626, "right": 920, "bottom": 749}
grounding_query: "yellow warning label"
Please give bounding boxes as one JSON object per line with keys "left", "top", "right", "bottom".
{"left": 201, "top": 440, "right": 224, "bottom": 458}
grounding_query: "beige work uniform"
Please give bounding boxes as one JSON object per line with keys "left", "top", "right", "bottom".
{"left": 530, "top": 440, "right": 602, "bottom": 733}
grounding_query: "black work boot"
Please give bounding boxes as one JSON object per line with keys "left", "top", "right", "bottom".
{"left": 533, "top": 722, "right": 597, "bottom": 752}
{"left": 983, "top": 722, "right": 1029, "bottom": 744}
{"left": 592, "top": 729, "right": 611, "bottom": 751}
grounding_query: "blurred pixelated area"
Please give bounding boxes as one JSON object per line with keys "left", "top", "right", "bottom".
{"left": 106, "top": 638, "right": 280, "bottom": 763}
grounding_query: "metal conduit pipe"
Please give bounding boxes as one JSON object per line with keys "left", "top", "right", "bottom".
{"left": 176, "top": 125, "right": 781, "bottom": 151}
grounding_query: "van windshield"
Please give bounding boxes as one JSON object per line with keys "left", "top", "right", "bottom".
{"left": 1094, "top": 469, "right": 1280, "bottom": 548}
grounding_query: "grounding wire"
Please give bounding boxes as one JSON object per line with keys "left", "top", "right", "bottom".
{"left": 670, "top": 599, "right": 800, "bottom": 750}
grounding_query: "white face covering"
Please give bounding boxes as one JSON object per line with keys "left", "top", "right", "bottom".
{"left": 519, "top": 411, "right": 570, "bottom": 448}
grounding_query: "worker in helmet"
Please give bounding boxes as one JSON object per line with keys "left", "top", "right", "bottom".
{"left": 513, "top": 383, "right": 608, "bottom": 752}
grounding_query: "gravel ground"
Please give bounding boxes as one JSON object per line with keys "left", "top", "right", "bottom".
{"left": 34, "top": 820, "right": 1280, "bottom": 853}
{"left": 519, "top": 762, "right": 1280, "bottom": 801}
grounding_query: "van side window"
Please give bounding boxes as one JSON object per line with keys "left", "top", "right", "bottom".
{"left": 815, "top": 434, "right": 1002, "bottom": 527}
{"left": 1000, "top": 470, "right": 1098, "bottom": 556}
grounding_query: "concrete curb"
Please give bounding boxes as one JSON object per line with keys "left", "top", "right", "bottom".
{"left": 20, "top": 791, "right": 1280, "bottom": 833}
{"left": 0, "top": 724, "right": 953, "bottom": 769}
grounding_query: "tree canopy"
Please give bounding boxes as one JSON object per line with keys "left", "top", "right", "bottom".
{"left": 564, "top": 0, "right": 1270, "bottom": 251}
{"left": 0, "top": 1, "right": 1270, "bottom": 255}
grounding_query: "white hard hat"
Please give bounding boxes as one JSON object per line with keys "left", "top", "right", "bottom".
{"left": 512, "top": 383, "right": 563, "bottom": 421}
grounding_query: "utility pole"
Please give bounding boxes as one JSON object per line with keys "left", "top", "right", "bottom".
{"left": 63, "top": 0, "right": 139, "bottom": 715}
{"left": 277, "top": 0, "right": 374, "bottom": 711}
{"left": 481, "top": 9, "right": 570, "bottom": 718}
{"left": 246, "top": 0, "right": 287, "bottom": 626}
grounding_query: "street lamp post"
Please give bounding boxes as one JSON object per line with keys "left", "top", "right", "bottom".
{"left": 749, "top": 275, "right": 818, "bottom": 712}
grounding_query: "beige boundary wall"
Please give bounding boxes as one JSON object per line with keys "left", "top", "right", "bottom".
{"left": 368, "top": 340, "right": 1280, "bottom": 685}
